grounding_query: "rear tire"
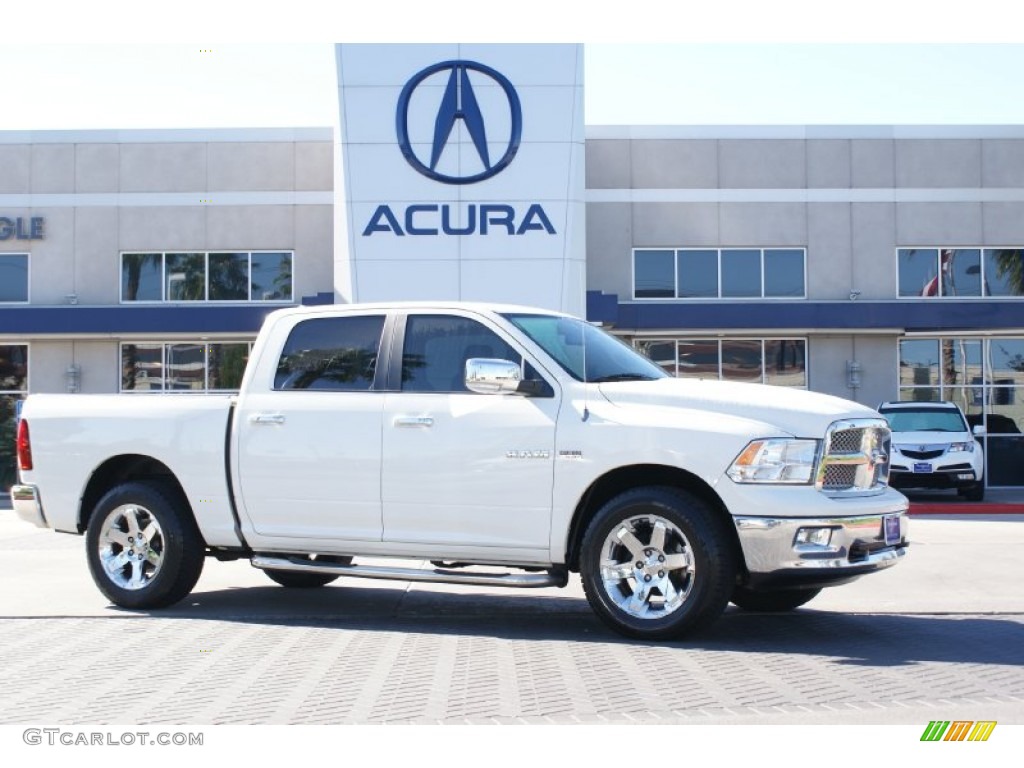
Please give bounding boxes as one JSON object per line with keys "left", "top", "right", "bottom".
{"left": 263, "top": 555, "right": 351, "bottom": 587}
{"left": 730, "top": 586, "right": 821, "bottom": 612}
{"left": 579, "top": 487, "right": 737, "bottom": 640}
{"left": 85, "top": 481, "right": 205, "bottom": 610}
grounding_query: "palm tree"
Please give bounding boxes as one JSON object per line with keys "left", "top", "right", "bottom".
{"left": 0, "top": 396, "right": 16, "bottom": 493}
{"left": 209, "top": 254, "right": 249, "bottom": 301}
{"left": 123, "top": 253, "right": 161, "bottom": 301}
{"left": 989, "top": 249, "right": 1024, "bottom": 296}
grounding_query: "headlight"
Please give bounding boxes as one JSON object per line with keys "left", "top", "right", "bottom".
{"left": 948, "top": 441, "right": 975, "bottom": 453}
{"left": 727, "top": 439, "right": 820, "bottom": 484}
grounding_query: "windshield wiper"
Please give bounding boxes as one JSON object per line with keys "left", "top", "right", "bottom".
{"left": 590, "top": 373, "right": 659, "bottom": 383}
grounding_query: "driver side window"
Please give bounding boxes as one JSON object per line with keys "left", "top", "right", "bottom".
{"left": 401, "top": 315, "right": 522, "bottom": 393}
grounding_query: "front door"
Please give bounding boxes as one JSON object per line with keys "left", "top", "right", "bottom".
{"left": 381, "top": 313, "right": 559, "bottom": 552}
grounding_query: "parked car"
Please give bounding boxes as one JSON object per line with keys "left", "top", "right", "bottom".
{"left": 877, "top": 400, "right": 985, "bottom": 501}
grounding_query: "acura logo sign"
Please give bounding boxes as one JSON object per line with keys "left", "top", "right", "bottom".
{"left": 364, "top": 58, "right": 553, "bottom": 237}
{"left": 395, "top": 60, "right": 522, "bottom": 185}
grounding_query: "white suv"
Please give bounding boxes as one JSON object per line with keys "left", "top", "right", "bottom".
{"left": 877, "top": 401, "right": 985, "bottom": 501}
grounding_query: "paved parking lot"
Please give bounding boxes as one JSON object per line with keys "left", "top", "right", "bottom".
{"left": 0, "top": 511, "right": 1021, "bottom": 726}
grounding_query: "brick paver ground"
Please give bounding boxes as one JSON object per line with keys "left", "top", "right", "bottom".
{"left": 0, "top": 608, "right": 1020, "bottom": 724}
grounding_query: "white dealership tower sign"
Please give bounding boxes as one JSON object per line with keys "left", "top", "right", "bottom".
{"left": 334, "top": 44, "right": 585, "bottom": 316}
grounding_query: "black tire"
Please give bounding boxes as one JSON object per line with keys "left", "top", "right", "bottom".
{"left": 963, "top": 482, "right": 985, "bottom": 502}
{"left": 730, "top": 586, "right": 821, "bottom": 612}
{"left": 264, "top": 570, "right": 339, "bottom": 588}
{"left": 85, "top": 481, "right": 205, "bottom": 610}
{"left": 263, "top": 561, "right": 347, "bottom": 589}
{"left": 579, "top": 486, "right": 737, "bottom": 641}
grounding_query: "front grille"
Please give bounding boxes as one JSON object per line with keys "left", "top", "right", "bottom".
{"left": 816, "top": 418, "right": 891, "bottom": 496}
{"left": 830, "top": 428, "right": 865, "bottom": 454}
{"left": 822, "top": 464, "right": 858, "bottom": 488}
{"left": 898, "top": 448, "right": 945, "bottom": 460}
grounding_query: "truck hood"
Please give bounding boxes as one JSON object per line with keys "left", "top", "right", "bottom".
{"left": 597, "top": 378, "right": 881, "bottom": 438}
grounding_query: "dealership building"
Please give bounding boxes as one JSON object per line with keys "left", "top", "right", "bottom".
{"left": 3, "top": 43, "right": 1024, "bottom": 491}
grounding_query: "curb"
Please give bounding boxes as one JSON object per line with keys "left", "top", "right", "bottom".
{"left": 908, "top": 503, "right": 1024, "bottom": 515}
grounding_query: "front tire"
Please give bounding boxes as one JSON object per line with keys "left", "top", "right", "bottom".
{"left": 962, "top": 482, "right": 985, "bottom": 502}
{"left": 730, "top": 586, "right": 821, "bottom": 612}
{"left": 85, "top": 481, "right": 205, "bottom": 610}
{"left": 579, "top": 487, "right": 737, "bottom": 640}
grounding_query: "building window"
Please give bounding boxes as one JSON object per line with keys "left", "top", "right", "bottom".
{"left": 0, "top": 254, "right": 29, "bottom": 302}
{"left": 1, "top": 344, "right": 28, "bottom": 493}
{"left": 898, "top": 247, "right": 1024, "bottom": 298}
{"left": 121, "top": 342, "right": 252, "bottom": 392}
{"left": 121, "top": 251, "right": 293, "bottom": 303}
{"left": 633, "top": 248, "right": 806, "bottom": 300}
{"left": 634, "top": 338, "right": 807, "bottom": 387}
{"left": 633, "top": 249, "right": 676, "bottom": 298}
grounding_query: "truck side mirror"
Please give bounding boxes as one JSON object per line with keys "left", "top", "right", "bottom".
{"left": 973, "top": 424, "right": 986, "bottom": 436}
{"left": 465, "top": 358, "right": 523, "bottom": 395}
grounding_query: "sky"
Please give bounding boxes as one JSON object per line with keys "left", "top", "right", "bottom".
{"left": 5, "top": 1, "right": 1024, "bottom": 131}
{"left": 5, "top": 43, "right": 1024, "bottom": 131}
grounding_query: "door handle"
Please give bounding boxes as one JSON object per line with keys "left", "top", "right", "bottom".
{"left": 394, "top": 416, "right": 434, "bottom": 428}
{"left": 250, "top": 413, "right": 285, "bottom": 425}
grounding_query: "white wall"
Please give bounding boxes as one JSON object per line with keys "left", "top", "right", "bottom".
{"left": 335, "top": 44, "right": 586, "bottom": 316}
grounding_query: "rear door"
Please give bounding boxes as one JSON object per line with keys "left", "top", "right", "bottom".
{"left": 235, "top": 312, "right": 388, "bottom": 541}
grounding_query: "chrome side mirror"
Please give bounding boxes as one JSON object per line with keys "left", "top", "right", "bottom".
{"left": 465, "top": 358, "right": 522, "bottom": 395}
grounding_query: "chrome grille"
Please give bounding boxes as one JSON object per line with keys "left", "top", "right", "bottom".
{"left": 829, "top": 429, "right": 864, "bottom": 454}
{"left": 816, "top": 418, "right": 891, "bottom": 496}
{"left": 822, "top": 464, "right": 858, "bottom": 488}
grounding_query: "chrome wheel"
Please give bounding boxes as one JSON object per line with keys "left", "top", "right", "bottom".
{"left": 86, "top": 482, "right": 205, "bottom": 609}
{"left": 96, "top": 504, "right": 165, "bottom": 591}
{"left": 580, "top": 487, "right": 736, "bottom": 639}
{"left": 598, "top": 513, "right": 695, "bottom": 620}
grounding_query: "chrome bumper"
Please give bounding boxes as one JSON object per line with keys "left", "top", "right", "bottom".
{"left": 734, "top": 511, "right": 908, "bottom": 589}
{"left": 10, "top": 485, "right": 48, "bottom": 528}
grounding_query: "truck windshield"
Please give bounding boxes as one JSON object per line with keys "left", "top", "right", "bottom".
{"left": 502, "top": 314, "right": 668, "bottom": 383}
{"left": 879, "top": 407, "right": 967, "bottom": 433}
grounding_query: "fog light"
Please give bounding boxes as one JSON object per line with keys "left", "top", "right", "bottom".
{"left": 957, "top": 473, "right": 975, "bottom": 481}
{"left": 795, "top": 527, "right": 834, "bottom": 547}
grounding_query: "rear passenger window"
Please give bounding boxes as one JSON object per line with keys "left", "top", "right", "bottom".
{"left": 275, "top": 315, "right": 385, "bottom": 391}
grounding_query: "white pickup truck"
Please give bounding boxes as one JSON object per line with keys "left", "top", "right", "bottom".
{"left": 10, "top": 302, "right": 908, "bottom": 639}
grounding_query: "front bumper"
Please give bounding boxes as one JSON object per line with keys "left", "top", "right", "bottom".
{"left": 734, "top": 507, "right": 909, "bottom": 590}
{"left": 889, "top": 466, "right": 978, "bottom": 490}
{"left": 9, "top": 484, "right": 48, "bottom": 528}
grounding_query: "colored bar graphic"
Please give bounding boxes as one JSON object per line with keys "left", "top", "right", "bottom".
{"left": 968, "top": 722, "right": 997, "bottom": 742}
{"left": 920, "top": 720, "right": 996, "bottom": 742}
{"left": 945, "top": 721, "right": 973, "bottom": 741}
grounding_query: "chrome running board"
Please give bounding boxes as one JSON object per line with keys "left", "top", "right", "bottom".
{"left": 251, "top": 555, "right": 568, "bottom": 589}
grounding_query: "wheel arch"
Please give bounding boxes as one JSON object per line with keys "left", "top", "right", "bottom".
{"left": 78, "top": 454, "right": 192, "bottom": 533}
{"left": 565, "top": 464, "right": 742, "bottom": 573}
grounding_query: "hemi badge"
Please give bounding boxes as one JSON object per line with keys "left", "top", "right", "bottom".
{"left": 506, "top": 450, "right": 551, "bottom": 460}
{"left": 558, "top": 450, "right": 583, "bottom": 460}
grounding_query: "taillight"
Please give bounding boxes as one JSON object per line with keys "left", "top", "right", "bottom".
{"left": 16, "top": 419, "right": 32, "bottom": 471}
